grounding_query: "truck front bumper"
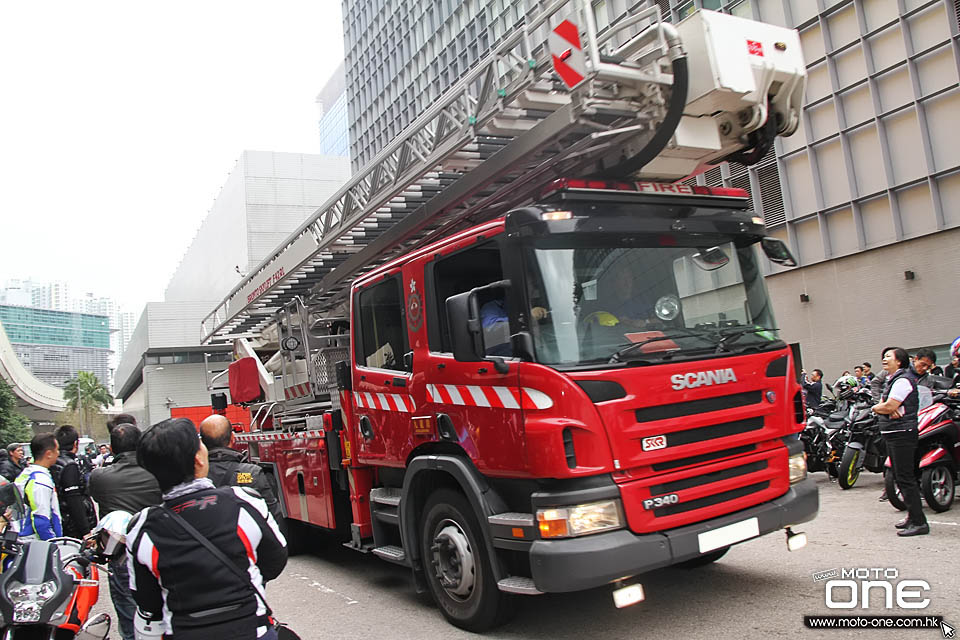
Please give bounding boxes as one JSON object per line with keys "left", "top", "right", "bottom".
{"left": 528, "top": 476, "right": 818, "bottom": 593}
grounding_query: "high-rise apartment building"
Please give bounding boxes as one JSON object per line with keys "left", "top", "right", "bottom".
{"left": 342, "top": 0, "right": 960, "bottom": 375}
{"left": 0, "top": 304, "right": 112, "bottom": 389}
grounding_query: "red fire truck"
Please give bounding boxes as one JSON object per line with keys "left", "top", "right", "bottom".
{"left": 202, "top": 3, "right": 816, "bottom": 631}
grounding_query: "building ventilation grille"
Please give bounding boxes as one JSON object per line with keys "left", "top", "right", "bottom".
{"left": 684, "top": 149, "right": 785, "bottom": 229}
{"left": 954, "top": 0, "right": 960, "bottom": 29}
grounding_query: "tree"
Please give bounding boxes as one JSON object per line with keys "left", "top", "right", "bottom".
{"left": 0, "top": 377, "right": 33, "bottom": 447}
{"left": 63, "top": 371, "right": 113, "bottom": 438}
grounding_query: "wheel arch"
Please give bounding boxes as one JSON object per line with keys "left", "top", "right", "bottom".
{"left": 400, "top": 454, "right": 509, "bottom": 582}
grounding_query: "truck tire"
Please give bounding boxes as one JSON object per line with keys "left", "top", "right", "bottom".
{"left": 921, "top": 465, "right": 954, "bottom": 513}
{"left": 884, "top": 471, "right": 907, "bottom": 511}
{"left": 419, "top": 488, "right": 513, "bottom": 632}
{"left": 837, "top": 447, "right": 861, "bottom": 490}
{"left": 677, "top": 547, "right": 729, "bottom": 568}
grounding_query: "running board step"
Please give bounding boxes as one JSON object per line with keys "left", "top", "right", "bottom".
{"left": 370, "top": 487, "right": 402, "bottom": 506}
{"left": 497, "top": 576, "right": 543, "bottom": 595}
{"left": 372, "top": 545, "right": 408, "bottom": 565}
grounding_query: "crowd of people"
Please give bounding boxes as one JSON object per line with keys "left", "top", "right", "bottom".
{"left": 7, "top": 413, "right": 288, "bottom": 640}
{"left": 801, "top": 338, "right": 960, "bottom": 538}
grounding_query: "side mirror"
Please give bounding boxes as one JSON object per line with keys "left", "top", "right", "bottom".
{"left": 446, "top": 290, "right": 484, "bottom": 364}
{"left": 445, "top": 281, "right": 511, "bottom": 373}
{"left": 760, "top": 237, "right": 798, "bottom": 267}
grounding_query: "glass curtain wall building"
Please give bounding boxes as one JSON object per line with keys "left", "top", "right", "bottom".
{"left": 0, "top": 304, "right": 112, "bottom": 388}
{"left": 343, "top": 0, "right": 960, "bottom": 376}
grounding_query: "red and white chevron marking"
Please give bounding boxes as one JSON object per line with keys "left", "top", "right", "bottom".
{"left": 549, "top": 19, "right": 586, "bottom": 89}
{"left": 426, "top": 384, "right": 553, "bottom": 410}
{"left": 284, "top": 383, "right": 312, "bottom": 400}
{"left": 236, "top": 429, "right": 325, "bottom": 443}
{"left": 354, "top": 392, "right": 416, "bottom": 413}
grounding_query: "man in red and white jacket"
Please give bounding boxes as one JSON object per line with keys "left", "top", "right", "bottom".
{"left": 127, "top": 418, "right": 287, "bottom": 640}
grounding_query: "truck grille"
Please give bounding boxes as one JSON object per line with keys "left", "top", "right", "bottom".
{"left": 635, "top": 390, "right": 761, "bottom": 423}
{"left": 653, "top": 481, "right": 771, "bottom": 517}
{"left": 665, "top": 417, "right": 764, "bottom": 447}
{"left": 618, "top": 447, "right": 789, "bottom": 534}
{"left": 652, "top": 444, "right": 757, "bottom": 472}
{"left": 650, "top": 460, "right": 767, "bottom": 495}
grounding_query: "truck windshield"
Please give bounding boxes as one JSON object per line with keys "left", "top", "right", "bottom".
{"left": 523, "top": 239, "right": 781, "bottom": 366}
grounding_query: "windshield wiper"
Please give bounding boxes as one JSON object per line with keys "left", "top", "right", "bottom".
{"left": 714, "top": 326, "right": 779, "bottom": 353}
{"left": 609, "top": 328, "right": 714, "bottom": 364}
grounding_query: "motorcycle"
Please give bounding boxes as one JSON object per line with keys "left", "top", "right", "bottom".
{"left": 801, "top": 391, "right": 864, "bottom": 477}
{"left": 0, "top": 483, "right": 111, "bottom": 640}
{"left": 837, "top": 404, "right": 885, "bottom": 489}
{"left": 885, "top": 379, "right": 960, "bottom": 512}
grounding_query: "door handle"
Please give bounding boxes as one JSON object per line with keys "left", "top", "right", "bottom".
{"left": 359, "top": 416, "right": 375, "bottom": 440}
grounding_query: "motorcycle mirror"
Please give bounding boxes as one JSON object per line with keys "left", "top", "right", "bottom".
{"left": 0, "top": 482, "right": 25, "bottom": 525}
{"left": 76, "top": 612, "right": 111, "bottom": 640}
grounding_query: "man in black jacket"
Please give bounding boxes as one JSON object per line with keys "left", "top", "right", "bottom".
{"left": 51, "top": 425, "right": 96, "bottom": 538}
{"left": 0, "top": 443, "right": 26, "bottom": 482}
{"left": 128, "top": 418, "right": 287, "bottom": 640}
{"left": 89, "top": 423, "right": 161, "bottom": 640}
{"left": 199, "top": 415, "right": 284, "bottom": 528}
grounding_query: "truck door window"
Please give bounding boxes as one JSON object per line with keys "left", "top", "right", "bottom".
{"left": 429, "top": 242, "right": 504, "bottom": 353}
{"left": 356, "top": 277, "right": 408, "bottom": 371}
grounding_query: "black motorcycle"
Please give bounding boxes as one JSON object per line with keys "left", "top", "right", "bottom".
{"left": 837, "top": 404, "right": 886, "bottom": 489}
{"left": 802, "top": 398, "right": 853, "bottom": 477}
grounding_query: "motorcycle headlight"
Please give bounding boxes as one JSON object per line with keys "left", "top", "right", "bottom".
{"left": 8, "top": 580, "right": 57, "bottom": 623}
{"left": 536, "top": 500, "right": 624, "bottom": 538}
{"left": 788, "top": 453, "right": 807, "bottom": 484}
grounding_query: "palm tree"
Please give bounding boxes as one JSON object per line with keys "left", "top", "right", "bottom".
{"left": 63, "top": 371, "right": 113, "bottom": 437}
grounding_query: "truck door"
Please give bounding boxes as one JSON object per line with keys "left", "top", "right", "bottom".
{"left": 352, "top": 273, "right": 413, "bottom": 463}
{"left": 418, "top": 237, "right": 527, "bottom": 472}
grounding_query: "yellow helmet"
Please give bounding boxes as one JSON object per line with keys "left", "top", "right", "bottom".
{"left": 584, "top": 311, "right": 619, "bottom": 327}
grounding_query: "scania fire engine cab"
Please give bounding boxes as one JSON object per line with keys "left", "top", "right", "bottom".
{"left": 203, "top": 2, "right": 817, "bottom": 631}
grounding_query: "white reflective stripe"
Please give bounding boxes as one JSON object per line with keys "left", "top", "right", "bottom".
{"left": 394, "top": 394, "right": 412, "bottom": 412}
{"left": 467, "top": 385, "right": 490, "bottom": 407}
{"left": 494, "top": 386, "right": 519, "bottom": 409}
{"left": 426, "top": 384, "right": 438, "bottom": 403}
{"left": 445, "top": 385, "right": 465, "bottom": 405}
{"left": 522, "top": 387, "right": 554, "bottom": 409}
{"left": 355, "top": 393, "right": 365, "bottom": 408}
{"left": 376, "top": 393, "right": 390, "bottom": 410}
{"left": 364, "top": 392, "right": 376, "bottom": 408}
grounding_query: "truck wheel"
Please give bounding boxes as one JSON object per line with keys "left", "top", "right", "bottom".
{"left": 419, "top": 488, "right": 513, "bottom": 632}
{"left": 921, "top": 466, "right": 954, "bottom": 513}
{"left": 677, "top": 547, "right": 728, "bottom": 568}
{"left": 837, "top": 447, "right": 861, "bottom": 490}
{"left": 884, "top": 472, "right": 906, "bottom": 511}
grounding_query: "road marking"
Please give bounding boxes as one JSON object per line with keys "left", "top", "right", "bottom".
{"left": 928, "top": 520, "right": 958, "bottom": 526}
{"left": 291, "top": 573, "right": 359, "bottom": 604}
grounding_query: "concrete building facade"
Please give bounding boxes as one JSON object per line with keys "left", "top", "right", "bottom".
{"left": 119, "top": 151, "right": 352, "bottom": 425}
{"left": 164, "top": 150, "right": 351, "bottom": 304}
{"left": 342, "top": 0, "right": 960, "bottom": 378}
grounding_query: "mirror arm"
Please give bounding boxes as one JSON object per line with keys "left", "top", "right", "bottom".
{"left": 486, "top": 356, "right": 510, "bottom": 374}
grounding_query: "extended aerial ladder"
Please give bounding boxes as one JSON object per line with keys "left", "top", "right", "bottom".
{"left": 201, "top": 1, "right": 806, "bottom": 374}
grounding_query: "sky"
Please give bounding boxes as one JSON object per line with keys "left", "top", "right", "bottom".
{"left": 0, "top": 0, "right": 344, "bottom": 316}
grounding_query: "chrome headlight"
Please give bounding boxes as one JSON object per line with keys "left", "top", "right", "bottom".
{"left": 788, "top": 453, "right": 807, "bottom": 484}
{"left": 8, "top": 580, "right": 57, "bottom": 622}
{"left": 536, "top": 500, "right": 624, "bottom": 538}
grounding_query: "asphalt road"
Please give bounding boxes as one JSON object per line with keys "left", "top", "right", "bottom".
{"left": 90, "top": 472, "right": 959, "bottom": 639}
